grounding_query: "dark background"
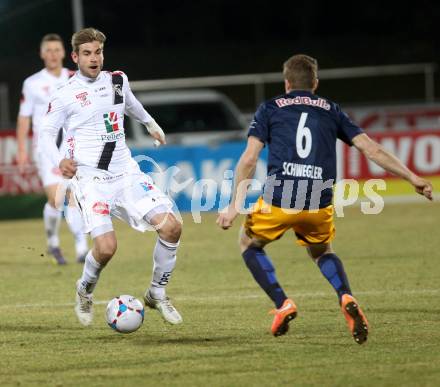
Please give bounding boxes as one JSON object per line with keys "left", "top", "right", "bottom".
{"left": 0, "top": 0, "right": 439, "bottom": 122}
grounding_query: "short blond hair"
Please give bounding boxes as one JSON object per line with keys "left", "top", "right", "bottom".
{"left": 71, "top": 27, "right": 106, "bottom": 53}
{"left": 283, "top": 54, "right": 318, "bottom": 90}
{"left": 40, "top": 33, "right": 64, "bottom": 48}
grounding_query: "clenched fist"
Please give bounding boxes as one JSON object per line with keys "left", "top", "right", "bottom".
{"left": 59, "top": 158, "right": 77, "bottom": 178}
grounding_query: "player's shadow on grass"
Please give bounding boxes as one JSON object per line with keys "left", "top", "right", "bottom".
{"left": 149, "top": 336, "right": 235, "bottom": 346}
{"left": 0, "top": 323, "right": 89, "bottom": 333}
{"left": 373, "top": 307, "right": 440, "bottom": 315}
{"left": 95, "top": 334, "right": 235, "bottom": 346}
{"left": 305, "top": 340, "right": 356, "bottom": 348}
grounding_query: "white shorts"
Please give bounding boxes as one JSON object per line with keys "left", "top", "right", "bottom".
{"left": 70, "top": 166, "right": 174, "bottom": 237}
{"left": 36, "top": 150, "right": 64, "bottom": 187}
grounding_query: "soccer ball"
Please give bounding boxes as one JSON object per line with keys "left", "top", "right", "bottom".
{"left": 106, "top": 295, "right": 145, "bottom": 333}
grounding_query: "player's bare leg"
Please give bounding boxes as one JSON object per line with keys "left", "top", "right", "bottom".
{"left": 307, "top": 243, "right": 369, "bottom": 344}
{"left": 75, "top": 231, "right": 117, "bottom": 326}
{"left": 144, "top": 212, "right": 183, "bottom": 325}
{"left": 239, "top": 227, "right": 297, "bottom": 337}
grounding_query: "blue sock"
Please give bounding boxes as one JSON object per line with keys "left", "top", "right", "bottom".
{"left": 317, "top": 253, "right": 352, "bottom": 302}
{"left": 242, "top": 246, "right": 287, "bottom": 308}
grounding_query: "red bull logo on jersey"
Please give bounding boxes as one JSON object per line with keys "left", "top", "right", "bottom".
{"left": 104, "top": 112, "right": 119, "bottom": 133}
{"left": 275, "top": 96, "right": 330, "bottom": 110}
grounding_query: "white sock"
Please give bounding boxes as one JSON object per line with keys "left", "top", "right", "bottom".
{"left": 65, "top": 205, "right": 88, "bottom": 257}
{"left": 149, "top": 238, "right": 179, "bottom": 300}
{"left": 43, "top": 202, "right": 61, "bottom": 248}
{"left": 79, "top": 251, "right": 104, "bottom": 294}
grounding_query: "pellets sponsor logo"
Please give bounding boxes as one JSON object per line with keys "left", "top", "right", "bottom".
{"left": 103, "top": 112, "right": 119, "bottom": 133}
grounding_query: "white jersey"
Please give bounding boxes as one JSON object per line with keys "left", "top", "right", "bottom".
{"left": 40, "top": 70, "right": 153, "bottom": 174}
{"left": 19, "top": 68, "right": 73, "bottom": 147}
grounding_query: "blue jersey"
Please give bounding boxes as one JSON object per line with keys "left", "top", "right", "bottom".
{"left": 248, "top": 90, "right": 363, "bottom": 209}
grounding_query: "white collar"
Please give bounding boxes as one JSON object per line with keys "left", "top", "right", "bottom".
{"left": 75, "top": 70, "right": 103, "bottom": 84}
{"left": 42, "top": 68, "right": 66, "bottom": 80}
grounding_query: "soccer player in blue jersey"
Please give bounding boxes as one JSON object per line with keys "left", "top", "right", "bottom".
{"left": 216, "top": 54, "right": 433, "bottom": 343}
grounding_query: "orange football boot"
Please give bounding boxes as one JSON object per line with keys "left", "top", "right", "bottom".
{"left": 341, "top": 294, "right": 369, "bottom": 344}
{"left": 269, "top": 298, "right": 297, "bottom": 337}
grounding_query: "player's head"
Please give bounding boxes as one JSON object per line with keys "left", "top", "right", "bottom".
{"left": 71, "top": 27, "right": 106, "bottom": 79}
{"left": 40, "top": 34, "right": 65, "bottom": 71}
{"left": 283, "top": 54, "right": 319, "bottom": 93}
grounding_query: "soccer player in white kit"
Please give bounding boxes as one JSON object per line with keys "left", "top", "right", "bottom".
{"left": 40, "top": 28, "right": 183, "bottom": 326}
{"left": 16, "top": 34, "right": 88, "bottom": 265}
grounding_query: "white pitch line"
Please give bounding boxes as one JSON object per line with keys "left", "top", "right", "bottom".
{"left": 1, "top": 288, "right": 439, "bottom": 310}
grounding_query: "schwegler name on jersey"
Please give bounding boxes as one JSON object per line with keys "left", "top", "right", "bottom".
{"left": 248, "top": 90, "right": 363, "bottom": 210}
{"left": 40, "top": 70, "right": 152, "bottom": 174}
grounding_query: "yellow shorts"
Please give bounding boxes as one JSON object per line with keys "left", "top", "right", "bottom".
{"left": 243, "top": 197, "right": 335, "bottom": 246}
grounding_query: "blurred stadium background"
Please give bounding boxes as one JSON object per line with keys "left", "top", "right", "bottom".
{"left": 0, "top": 0, "right": 439, "bottom": 218}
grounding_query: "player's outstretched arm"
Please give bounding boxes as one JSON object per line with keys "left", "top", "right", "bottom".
{"left": 144, "top": 120, "right": 166, "bottom": 146}
{"left": 123, "top": 76, "right": 166, "bottom": 146}
{"left": 16, "top": 115, "right": 31, "bottom": 173}
{"left": 352, "top": 133, "right": 433, "bottom": 200}
{"left": 216, "top": 136, "right": 264, "bottom": 229}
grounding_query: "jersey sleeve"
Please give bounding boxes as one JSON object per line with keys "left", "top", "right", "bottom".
{"left": 18, "top": 79, "right": 34, "bottom": 117}
{"left": 121, "top": 72, "right": 153, "bottom": 124}
{"left": 39, "top": 94, "right": 67, "bottom": 166}
{"left": 247, "top": 103, "right": 269, "bottom": 143}
{"left": 336, "top": 106, "right": 364, "bottom": 146}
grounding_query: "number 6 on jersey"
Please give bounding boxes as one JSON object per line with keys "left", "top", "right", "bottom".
{"left": 296, "top": 112, "right": 312, "bottom": 158}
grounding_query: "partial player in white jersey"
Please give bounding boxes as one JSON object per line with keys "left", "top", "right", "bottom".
{"left": 16, "top": 34, "right": 88, "bottom": 265}
{"left": 40, "top": 28, "right": 183, "bottom": 326}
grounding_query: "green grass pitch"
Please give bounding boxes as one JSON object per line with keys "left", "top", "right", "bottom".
{"left": 0, "top": 202, "right": 439, "bottom": 386}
